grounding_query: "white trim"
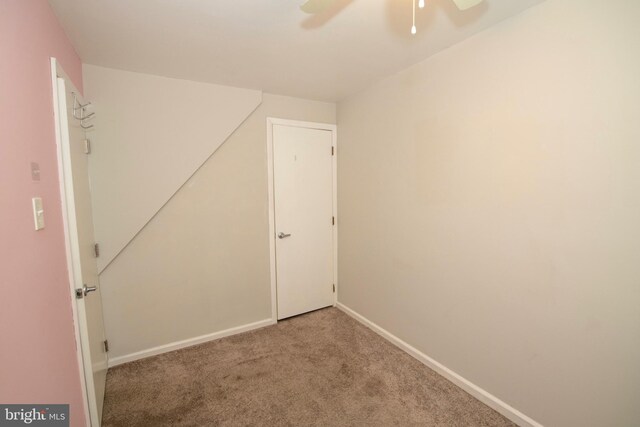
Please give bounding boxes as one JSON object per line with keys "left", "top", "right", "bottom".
{"left": 266, "top": 118, "right": 338, "bottom": 321}
{"left": 331, "top": 128, "right": 338, "bottom": 306}
{"left": 336, "top": 303, "right": 543, "bottom": 427}
{"left": 266, "top": 120, "right": 278, "bottom": 322}
{"left": 108, "top": 318, "right": 276, "bottom": 367}
{"left": 51, "top": 58, "right": 92, "bottom": 427}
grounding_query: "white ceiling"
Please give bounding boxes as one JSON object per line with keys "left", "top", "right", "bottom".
{"left": 49, "top": 0, "right": 544, "bottom": 102}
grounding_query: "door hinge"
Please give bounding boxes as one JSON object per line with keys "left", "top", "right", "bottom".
{"left": 331, "top": 146, "right": 335, "bottom": 156}
{"left": 84, "top": 139, "right": 91, "bottom": 154}
{"left": 103, "top": 340, "right": 109, "bottom": 353}
{"left": 94, "top": 243, "right": 100, "bottom": 258}
{"left": 333, "top": 284, "right": 336, "bottom": 293}
{"left": 332, "top": 216, "right": 335, "bottom": 225}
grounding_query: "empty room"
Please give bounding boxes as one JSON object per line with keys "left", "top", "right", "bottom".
{"left": 1, "top": 0, "right": 639, "bottom": 426}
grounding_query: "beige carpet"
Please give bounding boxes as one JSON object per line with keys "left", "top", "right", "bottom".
{"left": 102, "top": 308, "right": 515, "bottom": 426}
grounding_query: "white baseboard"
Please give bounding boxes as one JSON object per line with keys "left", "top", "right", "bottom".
{"left": 108, "top": 318, "right": 276, "bottom": 367}
{"left": 336, "top": 303, "right": 542, "bottom": 427}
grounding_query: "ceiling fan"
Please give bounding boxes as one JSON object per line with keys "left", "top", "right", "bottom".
{"left": 301, "top": 0, "right": 484, "bottom": 33}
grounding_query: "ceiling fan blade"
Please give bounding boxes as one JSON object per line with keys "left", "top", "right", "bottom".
{"left": 300, "top": 0, "right": 338, "bottom": 14}
{"left": 451, "top": 0, "right": 483, "bottom": 11}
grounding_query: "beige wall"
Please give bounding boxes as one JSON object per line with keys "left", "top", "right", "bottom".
{"left": 337, "top": 0, "right": 640, "bottom": 426}
{"left": 83, "top": 65, "right": 262, "bottom": 271}
{"left": 99, "top": 92, "right": 335, "bottom": 360}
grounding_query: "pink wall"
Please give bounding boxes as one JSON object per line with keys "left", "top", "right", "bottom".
{"left": 0, "top": 1, "right": 87, "bottom": 426}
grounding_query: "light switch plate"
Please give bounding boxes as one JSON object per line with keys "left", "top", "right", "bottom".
{"left": 30, "top": 162, "right": 41, "bottom": 181}
{"left": 32, "top": 197, "right": 45, "bottom": 230}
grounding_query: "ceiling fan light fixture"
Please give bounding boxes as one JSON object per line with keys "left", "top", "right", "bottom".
{"left": 300, "top": 0, "right": 483, "bottom": 36}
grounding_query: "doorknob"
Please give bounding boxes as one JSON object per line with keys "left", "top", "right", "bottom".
{"left": 75, "top": 284, "right": 97, "bottom": 299}
{"left": 278, "top": 232, "right": 292, "bottom": 239}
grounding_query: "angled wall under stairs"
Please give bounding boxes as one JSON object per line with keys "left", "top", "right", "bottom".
{"left": 83, "top": 65, "right": 263, "bottom": 272}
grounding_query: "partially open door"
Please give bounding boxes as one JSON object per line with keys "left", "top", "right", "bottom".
{"left": 52, "top": 60, "right": 108, "bottom": 426}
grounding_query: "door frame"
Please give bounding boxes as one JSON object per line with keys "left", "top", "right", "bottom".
{"left": 266, "top": 118, "right": 338, "bottom": 322}
{"left": 50, "top": 57, "right": 99, "bottom": 427}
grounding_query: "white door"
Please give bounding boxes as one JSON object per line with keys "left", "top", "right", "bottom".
{"left": 273, "top": 124, "right": 335, "bottom": 320}
{"left": 56, "top": 76, "right": 108, "bottom": 425}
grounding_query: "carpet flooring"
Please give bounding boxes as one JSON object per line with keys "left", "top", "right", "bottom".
{"left": 102, "top": 308, "right": 516, "bottom": 426}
